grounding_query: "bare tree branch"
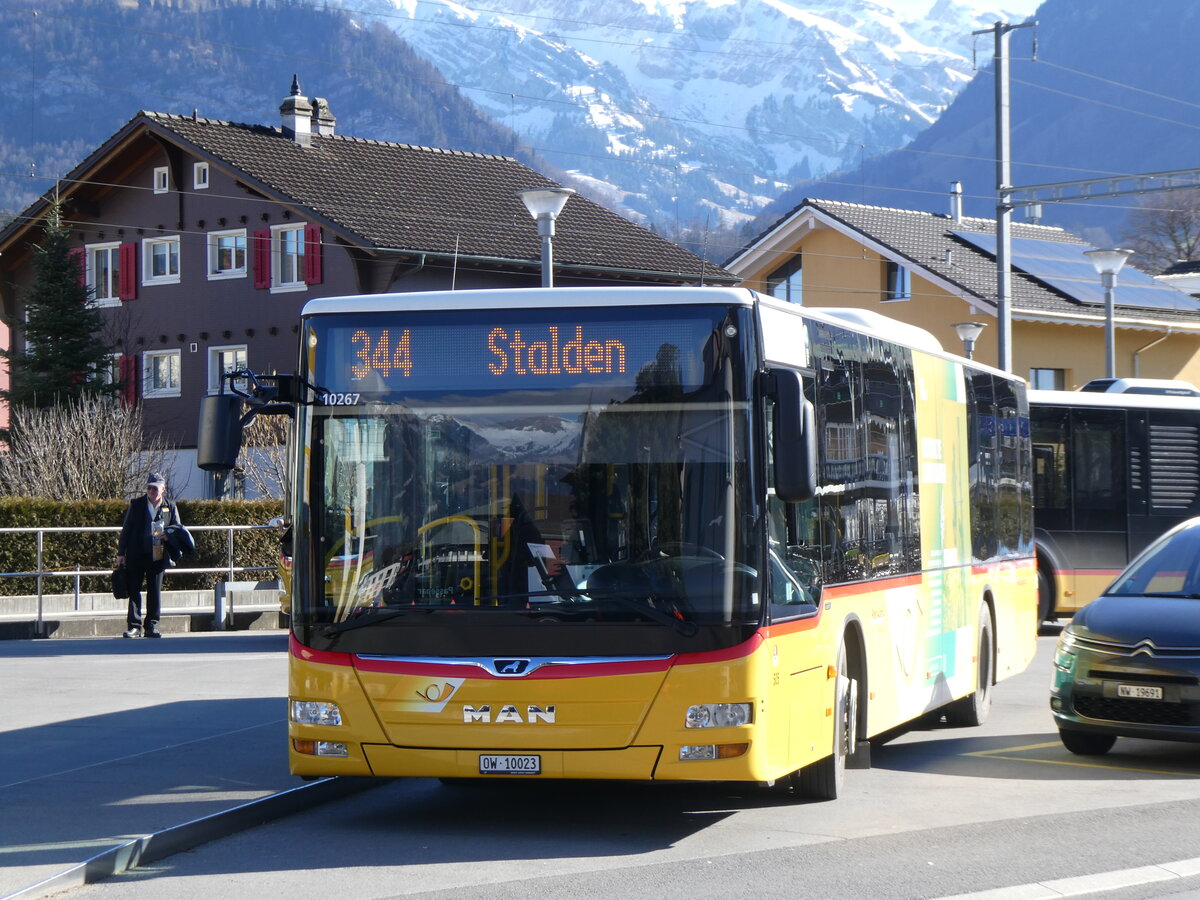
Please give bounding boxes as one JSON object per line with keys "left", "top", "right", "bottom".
{"left": 238, "top": 414, "right": 289, "bottom": 500}
{"left": 1121, "top": 188, "right": 1200, "bottom": 274}
{"left": 0, "top": 398, "right": 175, "bottom": 500}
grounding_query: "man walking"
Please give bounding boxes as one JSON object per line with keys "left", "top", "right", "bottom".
{"left": 116, "top": 472, "right": 178, "bottom": 638}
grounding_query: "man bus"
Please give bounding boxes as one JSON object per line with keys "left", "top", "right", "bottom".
{"left": 200, "top": 286, "right": 1037, "bottom": 800}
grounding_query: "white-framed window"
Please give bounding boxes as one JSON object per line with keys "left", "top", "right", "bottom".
{"left": 143, "top": 349, "right": 181, "bottom": 398}
{"left": 208, "top": 344, "right": 248, "bottom": 394}
{"left": 87, "top": 242, "right": 122, "bottom": 307}
{"left": 272, "top": 223, "right": 306, "bottom": 291}
{"left": 142, "top": 236, "right": 180, "bottom": 284}
{"left": 884, "top": 261, "right": 911, "bottom": 302}
{"left": 1030, "top": 368, "right": 1066, "bottom": 391}
{"left": 767, "top": 254, "right": 802, "bottom": 304}
{"left": 207, "top": 229, "right": 247, "bottom": 279}
{"left": 193, "top": 162, "right": 209, "bottom": 190}
{"left": 153, "top": 166, "right": 169, "bottom": 194}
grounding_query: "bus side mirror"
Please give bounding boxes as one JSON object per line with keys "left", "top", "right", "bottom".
{"left": 772, "top": 368, "right": 818, "bottom": 503}
{"left": 197, "top": 394, "right": 244, "bottom": 472}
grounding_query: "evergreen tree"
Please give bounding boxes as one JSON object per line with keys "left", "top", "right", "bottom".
{"left": 1, "top": 202, "right": 118, "bottom": 410}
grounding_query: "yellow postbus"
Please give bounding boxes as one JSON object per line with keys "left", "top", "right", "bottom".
{"left": 1031, "top": 386, "right": 1200, "bottom": 621}
{"left": 200, "top": 286, "right": 1037, "bottom": 800}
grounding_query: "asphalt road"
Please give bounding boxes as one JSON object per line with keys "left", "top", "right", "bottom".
{"left": 45, "top": 630, "right": 1200, "bottom": 900}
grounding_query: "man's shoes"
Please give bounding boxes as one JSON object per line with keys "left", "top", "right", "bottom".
{"left": 144, "top": 627, "right": 162, "bottom": 639}
{"left": 122, "top": 627, "right": 141, "bottom": 639}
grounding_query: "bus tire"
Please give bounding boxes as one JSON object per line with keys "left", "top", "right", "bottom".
{"left": 945, "top": 603, "right": 994, "bottom": 727}
{"left": 1037, "top": 569, "right": 1053, "bottom": 623}
{"left": 793, "top": 640, "right": 856, "bottom": 801}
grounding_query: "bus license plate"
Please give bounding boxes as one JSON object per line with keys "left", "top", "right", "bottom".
{"left": 1118, "top": 684, "right": 1163, "bottom": 700}
{"left": 479, "top": 754, "right": 541, "bottom": 775}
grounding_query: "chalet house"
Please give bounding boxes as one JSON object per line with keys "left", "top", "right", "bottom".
{"left": 725, "top": 195, "right": 1200, "bottom": 390}
{"left": 0, "top": 81, "right": 735, "bottom": 498}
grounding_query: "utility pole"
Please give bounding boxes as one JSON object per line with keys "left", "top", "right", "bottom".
{"left": 975, "top": 19, "right": 1036, "bottom": 373}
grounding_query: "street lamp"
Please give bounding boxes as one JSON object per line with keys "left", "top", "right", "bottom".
{"left": 517, "top": 187, "right": 575, "bottom": 288}
{"left": 1084, "top": 248, "right": 1133, "bottom": 378}
{"left": 953, "top": 321, "right": 987, "bottom": 360}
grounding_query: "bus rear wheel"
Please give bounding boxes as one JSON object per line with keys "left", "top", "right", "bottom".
{"left": 1037, "top": 569, "right": 1053, "bottom": 623}
{"left": 944, "top": 603, "right": 994, "bottom": 727}
{"left": 793, "top": 641, "right": 857, "bottom": 801}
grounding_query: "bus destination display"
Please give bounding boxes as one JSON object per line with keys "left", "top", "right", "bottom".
{"left": 310, "top": 311, "right": 722, "bottom": 395}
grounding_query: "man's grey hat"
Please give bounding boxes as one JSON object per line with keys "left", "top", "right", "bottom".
{"left": 146, "top": 472, "right": 167, "bottom": 486}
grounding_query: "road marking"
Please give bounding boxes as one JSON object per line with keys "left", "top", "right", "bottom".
{"left": 964, "top": 741, "right": 1200, "bottom": 778}
{"left": 0, "top": 720, "right": 277, "bottom": 791}
{"left": 936, "top": 855, "right": 1200, "bottom": 898}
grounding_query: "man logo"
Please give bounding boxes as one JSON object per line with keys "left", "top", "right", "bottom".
{"left": 494, "top": 659, "right": 530, "bottom": 675}
{"left": 463, "top": 704, "right": 556, "bottom": 723}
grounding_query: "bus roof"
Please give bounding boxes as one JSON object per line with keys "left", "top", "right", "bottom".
{"left": 301, "top": 286, "right": 756, "bottom": 316}
{"left": 1029, "top": 388, "right": 1200, "bottom": 411}
{"left": 301, "top": 286, "right": 1016, "bottom": 382}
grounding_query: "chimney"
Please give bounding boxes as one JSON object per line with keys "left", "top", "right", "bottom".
{"left": 950, "top": 181, "right": 963, "bottom": 223}
{"left": 311, "top": 97, "right": 336, "bottom": 137}
{"left": 279, "top": 75, "right": 313, "bottom": 147}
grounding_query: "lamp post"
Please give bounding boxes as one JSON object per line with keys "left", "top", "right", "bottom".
{"left": 517, "top": 187, "right": 575, "bottom": 288}
{"left": 1084, "top": 248, "right": 1133, "bottom": 378}
{"left": 953, "top": 321, "right": 987, "bottom": 360}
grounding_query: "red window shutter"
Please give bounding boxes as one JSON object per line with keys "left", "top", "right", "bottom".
{"left": 120, "top": 354, "right": 139, "bottom": 409}
{"left": 119, "top": 242, "right": 137, "bottom": 300}
{"left": 69, "top": 247, "right": 86, "bottom": 288}
{"left": 304, "top": 224, "right": 322, "bottom": 285}
{"left": 253, "top": 229, "right": 271, "bottom": 289}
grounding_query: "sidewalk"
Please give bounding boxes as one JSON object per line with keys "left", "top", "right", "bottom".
{"left": 0, "top": 630, "right": 372, "bottom": 899}
{"left": 0, "top": 585, "right": 286, "bottom": 640}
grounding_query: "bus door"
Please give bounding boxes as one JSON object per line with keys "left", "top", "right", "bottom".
{"left": 1068, "top": 407, "right": 1127, "bottom": 577}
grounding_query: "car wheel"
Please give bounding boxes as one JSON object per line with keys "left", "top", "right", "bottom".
{"left": 1059, "top": 728, "right": 1117, "bottom": 755}
{"left": 793, "top": 640, "right": 857, "bottom": 801}
{"left": 945, "top": 602, "right": 994, "bottom": 727}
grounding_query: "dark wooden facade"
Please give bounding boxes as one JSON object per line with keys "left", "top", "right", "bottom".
{"left": 0, "top": 89, "right": 735, "bottom": 496}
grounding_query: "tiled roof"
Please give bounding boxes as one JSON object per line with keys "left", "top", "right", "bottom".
{"left": 144, "top": 112, "right": 733, "bottom": 283}
{"left": 741, "top": 198, "right": 1200, "bottom": 327}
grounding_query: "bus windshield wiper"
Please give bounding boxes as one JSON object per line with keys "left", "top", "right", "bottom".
{"left": 319, "top": 588, "right": 698, "bottom": 636}
{"left": 321, "top": 607, "right": 432, "bottom": 637}
{"left": 576, "top": 588, "right": 699, "bottom": 635}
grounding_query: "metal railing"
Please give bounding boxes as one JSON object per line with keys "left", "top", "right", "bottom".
{"left": 0, "top": 524, "right": 278, "bottom": 629}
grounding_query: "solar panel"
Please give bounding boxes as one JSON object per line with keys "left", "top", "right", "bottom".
{"left": 951, "top": 231, "right": 1199, "bottom": 312}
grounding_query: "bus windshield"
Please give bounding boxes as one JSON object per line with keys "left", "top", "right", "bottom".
{"left": 293, "top": 305, "right": 760, "bottom": 656}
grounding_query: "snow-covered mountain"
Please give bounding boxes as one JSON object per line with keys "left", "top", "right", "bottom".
{"left": 338, "top": 0, "right": 1038, "bottom": 234}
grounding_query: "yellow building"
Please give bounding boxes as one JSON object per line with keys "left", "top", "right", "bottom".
{"left": 725, "top": 198, "right": 1200, "bottom": 388}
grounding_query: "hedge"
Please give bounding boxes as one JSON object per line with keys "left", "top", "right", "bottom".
{"left": 0, "top": 497, "right": 284, "bottom": 596}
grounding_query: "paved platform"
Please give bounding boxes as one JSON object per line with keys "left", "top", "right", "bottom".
{"left": 0, "top": 630, "right": 371, "bottom": 899}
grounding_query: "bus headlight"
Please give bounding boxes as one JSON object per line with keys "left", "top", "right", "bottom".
{"left": 291, "top": 700, "right": 343, "bottom": 726}
{"left": 685, "top": 703, "right": 752, "bottom": 728}
{"left": 679, "top": 743, "right": 749, "bottom": 761}
{"left": 293, "top": 739, "right": 349, "bottom": 757}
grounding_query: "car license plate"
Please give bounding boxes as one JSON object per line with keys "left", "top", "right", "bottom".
{"left": 1118, "top": 684, "right": 1163, "bottom": 700}
{"left": 479, "top": 754, "right": 541, "bottom": 775}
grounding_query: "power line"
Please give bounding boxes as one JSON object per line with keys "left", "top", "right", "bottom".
{"left": 8, "top": 4, "right": 1200, "bottom": 229}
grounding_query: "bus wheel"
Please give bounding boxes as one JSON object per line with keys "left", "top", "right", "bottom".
{"left": 945, "top": 603, "right": 994, "bottom": 727}
{"left": 794, "top": 641, "right": 856, "bottom": 801}
{"left": 1037, "top": 569, "right": 1053, "bottom": 623}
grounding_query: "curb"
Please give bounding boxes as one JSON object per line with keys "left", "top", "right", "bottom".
{"left": 1, "top": 776, "right": 379, "bottom": 900}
